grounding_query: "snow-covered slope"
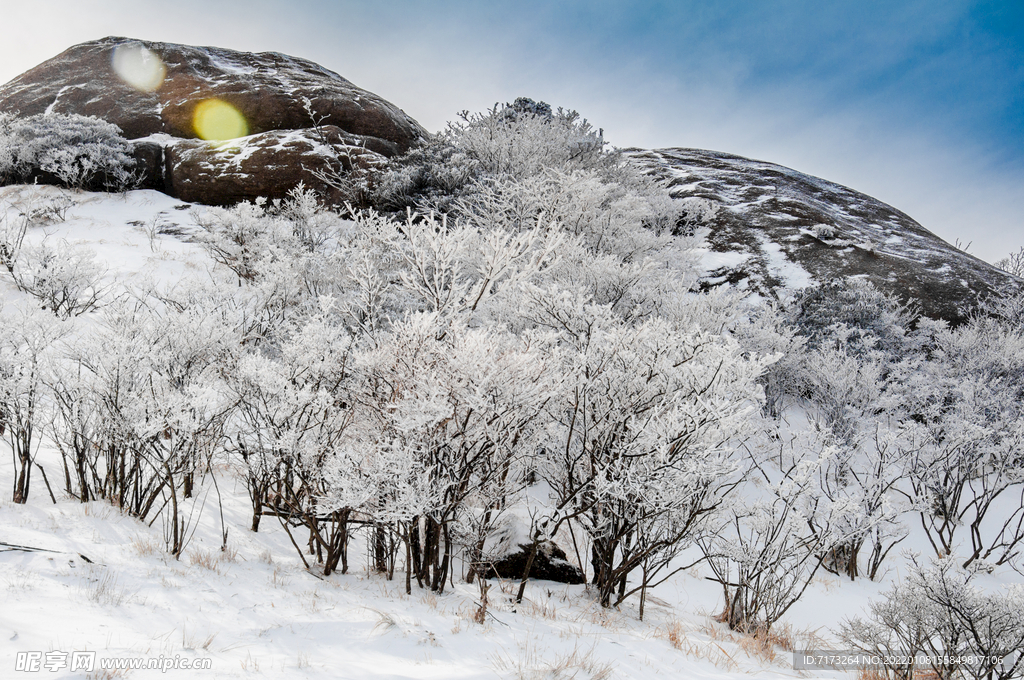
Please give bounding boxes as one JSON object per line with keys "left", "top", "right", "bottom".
{"left": 630, "top": 148, "right": 1022, "bottom": 323}
{"left": 0, "top": 188, "right": 849, "bottom": 680}
{"left": 0, "top": 459, "right": 852, "bottom": 680}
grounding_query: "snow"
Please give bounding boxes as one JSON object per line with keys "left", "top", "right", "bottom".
{"left": 0, "top": 184, "right": 206, "bottom": 290}
{"left": 760, "top": 239, "right": 814, "bottom": 289}
{"left": 697, "top": 248, "right": 750, "bottom": 272}
{"left": 0, "top": 482, "right": 862, "bottom": 680}
{"left": 205, "top": 52, "right": 259, "bottom": 77}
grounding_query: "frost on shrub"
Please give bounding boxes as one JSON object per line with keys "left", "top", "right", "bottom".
{"left": 699, "top": 431, "right": 854, "bottom": 634}
{"left": 452, "top": 99, "right": 607, "bottom": 180}
{"left": 503, "top": 97, "right": 553, "bottom": 120}
{"left": 899, "top": 315, "right": 1024, "bottom": 570}
{"left": 0, "top": 208, "right": 28, "bottom": 277}
{"left": 0, "top": 113, "right": 138, "bottom": 190}
{"left": 368, "top": 98, "right": 612, "bottom": 214}
{"left": 839, "top": 556, "right": 1024, "bottom": 680}
{"left": 0, "top": 113, "right": 15, "bottom": 181}
{"left": 996, "top": 246, "right": 1024, "bottom": 279}
{"left": 789, "top": 278, "right": 918, "bottom": 357}
{"left": 676, "top": 196, "right": 719, "bottom": 234}
{"left": 364, "top": 134, "right": 481, "bottom": 213}
{"left": 0, "top": 307, "right": 65, "bottom": 503}
{"left": 12, "top": 240, "right": 108, "bottom": 318}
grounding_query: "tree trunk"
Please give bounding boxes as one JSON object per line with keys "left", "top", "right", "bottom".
{"left": 516, "top": 539, "right": 540, "bottom": 604}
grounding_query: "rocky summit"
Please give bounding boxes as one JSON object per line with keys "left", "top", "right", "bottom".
{"left": 0, "top": 37, "right": 425, "bottom": 203}
{"left": 1, "top": 39, "right": 1018, "bottom": 321}
{"left": 631, "top": 148, "right": 1022, "bottom": 324}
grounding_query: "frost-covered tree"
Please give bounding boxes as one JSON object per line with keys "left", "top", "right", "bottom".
{"left": 0, "top": 205, "right": 28, "bottom": 277}
{"left": 393, "top": 211, "right": 563, "bottom": 325}
{"left": 699, "top": 428, "right": 858, "bottom": 633}
{"left": 367, "top": 97, "right": 633, "bottom": 215}
{"left": 839, "top": 556, "right": 1024, "bottom": 680}
{"left": 773, "top": 279, "right": 924, "bottom": 579}
{"left": 358, "top": 133, "right": 481, "bottom": 214}
{"left": 193, "top": 187, "right": 353, "bottom": 342}
{"left": 524, "top": 289, "right": 772, "bottom": 607}
{"left": 0, "top": 307, "right": 64, "bottom": 503}
{"left": 451, "top": 101, "right": 607, "bottom": 180}
{"left": 320, "top": 313, "right": 557, "bottom": 591}
{"left": 51, "top": 295, "right": 238, "bottom": 555}
{"left": 10, "top": 240, "right": 108, "bottom": 318}
{"left": 788, "top": 278, "right": 918, "bottom": 359}
{"left": 900, "top": 316, "right": 1024, "bottom": 570}
{"left": 47, "top": 355, "right": 104, "bottom": 504}
{"left": 450, "top": 168, "right": 680, "bottom": 263}
{"left": 226, "top": 313, "right": 354, "bottom": 573}
{"left": 996, "top": 246, "right": 1024, "bottom": 279}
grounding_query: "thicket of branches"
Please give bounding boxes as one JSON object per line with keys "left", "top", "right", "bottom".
{"left": 2, "top": 99, "right": 1024, "bottom": 657}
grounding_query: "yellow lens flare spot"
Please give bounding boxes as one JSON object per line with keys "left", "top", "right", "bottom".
{"left": 193, "top": 99, "right": 249, "bottom": 141}
{"left": 111, "top": 44, "right": 166, "bottom": 92}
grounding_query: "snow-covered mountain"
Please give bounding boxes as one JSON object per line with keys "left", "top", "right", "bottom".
{"left": 3, "top": 39, "right": 1024, "bottom": 680}
{"left": 630, "top": 148, "right": 1022, "bottom": 323}
{"left": 3, "top": 39, "right": 1018, "bottom": 321}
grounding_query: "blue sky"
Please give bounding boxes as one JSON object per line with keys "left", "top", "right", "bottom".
{"left": 1, "top": 0, "right": 1021, "bottom": 263}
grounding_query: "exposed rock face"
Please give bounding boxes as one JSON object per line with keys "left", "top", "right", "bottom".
{"left": 631, "top": 148, "right": 1023, "bottom": 324}
{"left": 0, "top": 37, "right": 426, "bottom": 202}
{"left": 0, "top": 37, "right": 424, "bottom": 149}
{"left": 158, "top": 126, "right": 386, "bottom": 205}
{"left": 478, "top": 540, "right": 586, "bottom": 585}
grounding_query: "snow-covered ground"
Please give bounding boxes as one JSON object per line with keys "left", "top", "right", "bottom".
{"left": 0, "top": 464, "right": 856, "bottom": 680}
{"left": 0, "top": 185, "right": 1019, "bottom": 679}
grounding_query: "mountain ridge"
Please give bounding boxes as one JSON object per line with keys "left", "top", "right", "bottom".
{"left": 629, "top": 147, "right": 1021, "bottom": 323}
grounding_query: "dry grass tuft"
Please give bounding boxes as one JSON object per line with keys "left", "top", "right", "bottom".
{"left": 130, "top": 535, "right": 161, "bottom": 557}
{"left": 87, "top": 571, "right": 135, "bottom": 607}
{"left": 661, "top": 620, "right": 687, "bottom": 650}
{"left": 736, "top": 629, "right": 779, "bottom": 664}
{"left": 369, "top": 608, "right": 398, "bottom": 634}
{"left": 270, "top": 565, "right": 289, "bottom": 588}
{"left": 181, "top": 625, "right": 217, "bottom": 651}
{"left": 697, "top": 617, "right": 828, "bottom": 669}
{"left": 492, "top": 638, "right": 615, "bottom": 680}
{"left": 187, "top": 549, "right": 220, "bottom": 573}
{"left": 517, "top": 595, "right": 558, "bottom": 621}
{"left": 659, "top": 620, "right": 739, "bottom": 671}
{"left": 420, "top": 591, "right": 439, "bottom": 610}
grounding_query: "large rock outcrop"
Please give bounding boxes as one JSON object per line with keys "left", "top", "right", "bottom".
{"left": 0, "top": 37, "right": 426, "bottom": 203}
{"left": 478, "top": 540, "right": 586, "bottom": 585}
{"left": 156, "top": 126, "right": 386, "bottom": 205}
{"left": 631, "top": 148, "right": 1023, "bottom": 324}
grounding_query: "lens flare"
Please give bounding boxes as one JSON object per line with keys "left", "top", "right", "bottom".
{"left": 193, "top": 99, "right": 249, "bottom": 141}
{"left": 111, "top": 44, "right": 166, "bottom": 92}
